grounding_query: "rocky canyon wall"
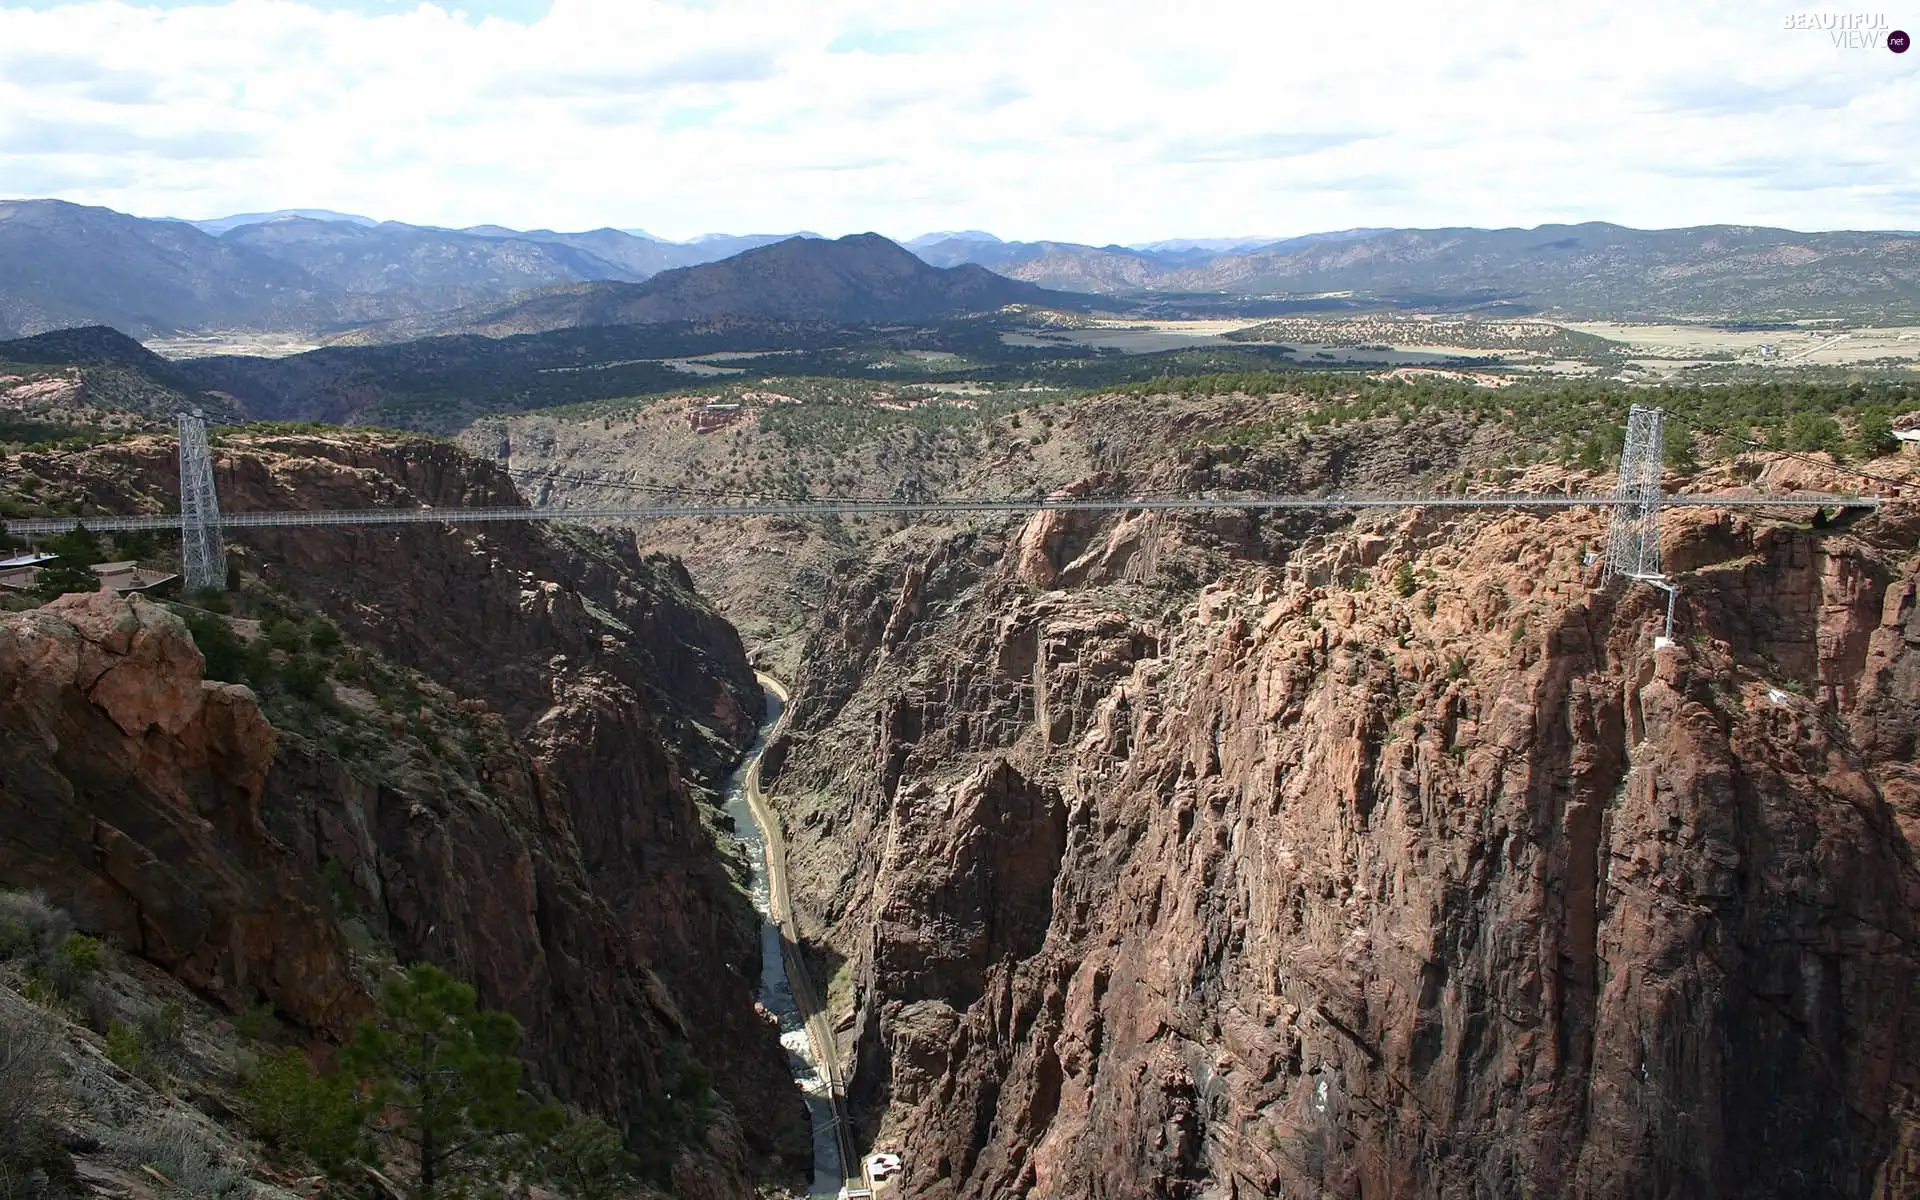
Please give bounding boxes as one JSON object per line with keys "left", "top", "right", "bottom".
{"left": 0, "top": 435, "right": 807, "bottom": 1194}
{"left": 768, "top": 475, "right": 1920, "bottom": 1198}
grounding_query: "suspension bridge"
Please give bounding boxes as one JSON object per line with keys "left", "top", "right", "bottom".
{"left": 0, "top": 407, "right": 1887, "bottom": 603}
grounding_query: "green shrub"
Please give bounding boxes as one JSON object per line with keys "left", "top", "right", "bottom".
{"left": 239, "top": 1048, "right": 366, "bottom": 1174}
{"left": 32, "top": 562, "right": 99, "bottom": 601}
{"left": 139, "top": 1001, "right": 186, "bottom": 1066}
{"left": 1392, "top": 563, "right": 1416, "bottom": 598}
{"left": 320, "top": 861, "right": 359, "bottom": 919}
{"left": 281, "top": 655, "right": 330, "bottom": 703}
{"left": 343, "top": 963, "right": 562, "bottom": 1194}
{"left": 178, "top": 609, "right": 248, "bottom": 683}
{"left": 633, "top": 1040, "right": 714, "bottom": 1179}
{"left": 0, "top": 892, "right": 69, "bottom": 964}
{"left": 30, "top": 525, "right": 102, "bottom": 600}
{"left": 235, "top": 1001, "right": 280, "bottom": 1043}
{"left": 1664, "top": 431, "right": 1699, "bottom": 471}
{"left": 52, "top": 933, "right": 102, "bottom": 973}
{"left": 263, "top": 618, "right": 305, "bottom": 655}
{"left": 47, "top": 934, "right": 104, "bottom": 998}
{"left": 107, "top": 530, "right": 158, "bottom": 560}
{"left": 104, "top": 1020, "right": 148, "bottom": 1077}
{"left": 307, "top": 616, "right": 342, "bottom": 653}
{"left": 189, "top": 586, "right": 230, "bottom": 614}
{"left": 243, "top": 639, "right": 274, "bottom": 690}
{"left": 1783, "top": 410, "right": 1845, "bottom": 456}
{"left": 544, "top": 1112, "right": 639, "bottom": 1200}
{"left": 1852, "top": 407, "right": 1899, "bottom": 459}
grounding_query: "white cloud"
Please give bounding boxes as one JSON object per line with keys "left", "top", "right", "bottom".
{"left": 0, "top": 0, "right": 1914, "bottom": 240}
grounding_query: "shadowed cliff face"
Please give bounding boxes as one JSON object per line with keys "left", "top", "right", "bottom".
{"left": 769, "top": 479, "right": 1920, "bottom": 1198}
{"left": 49, "top": 433, "right": 758, "bottom": 791}
{"left": 0, "top": 436, "right": 809, "bottom": 1194}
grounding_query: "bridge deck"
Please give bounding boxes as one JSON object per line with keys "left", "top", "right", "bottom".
{"left": 0, "top": 491, "right": 1883, "bottom": 536}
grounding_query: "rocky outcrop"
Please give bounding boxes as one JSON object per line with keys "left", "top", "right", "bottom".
{"left": 0, "top": 594, "right": 360, "bottom": 1034}
{"left": 771, "top": 483, "right": 1920, "bottom": 1198}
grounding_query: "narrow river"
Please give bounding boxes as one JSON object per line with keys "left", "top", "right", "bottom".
{"left": 723, "top": 686, "right": 844, "bottom": 1196}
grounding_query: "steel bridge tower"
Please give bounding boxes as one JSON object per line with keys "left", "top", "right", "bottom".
{"left": 176, "top": 410, "right": 227, "bottom": 593}
{"left": 1603, "top": 405, "right": 1666, "bottom": 581}
{"left": 1602, "top": 405, "right": 1678, "bottom": 639}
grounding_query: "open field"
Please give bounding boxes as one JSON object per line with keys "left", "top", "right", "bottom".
{"left": 144, "top": 332, "right": 320, "bottom": 359}
{"left": 1565, "top": 322, "right": 1920, "bottom": 367}
{"left": 998, "top": 317, "right": 1488, "bottom": 364}
{"left": 1002, "top": 317, "right": 1266, "bottom": 354}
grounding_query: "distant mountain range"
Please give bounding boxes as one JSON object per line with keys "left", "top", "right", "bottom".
{"left": 4, "top": 198, "right": 1920, "bottom": 342}
{"left": 908, "top": 228, "right": 1393, "bottom": 277}
{"left": 333, "top": 233, "right": 1078, "bottom": 341}
{"left": 184, "top": 209, "right": 381, "bottom": 235}
{"left": 0, "top": 200, "right": 839, "bottom": 340}
{"left": 0, "top": 235, "right": 1084, "bottom": 429}
{"left": 907, "top": 223, "right": 1920, "bottom": 320}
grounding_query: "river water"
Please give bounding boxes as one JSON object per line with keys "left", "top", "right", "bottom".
{"left": 723, "top": 687, "right": 844, "bottom": 1196}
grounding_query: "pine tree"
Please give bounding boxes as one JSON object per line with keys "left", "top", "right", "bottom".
{"left": 33, "top": 525, "right": 101, "bottom": 600}
{"left": 543, "top": 1112, "right": 639, "bottom": 1200}
{"left": 342, "top": 964, "right": 560, "bottom": 1198}
{"left": 1852, "top": 408, "right": 1898, "bottom": 460}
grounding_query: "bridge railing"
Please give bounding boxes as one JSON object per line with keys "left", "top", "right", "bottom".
{"left": 0, "top": 490, "right": 1881, "bottom": 537}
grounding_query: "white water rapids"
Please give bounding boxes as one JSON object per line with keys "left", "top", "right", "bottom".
{"left": 723, "top": 687, "right": 844, "bottom": 1196}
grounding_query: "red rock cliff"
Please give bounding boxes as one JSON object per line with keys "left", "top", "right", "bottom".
{"left": 0, "top": 593, "right": 360, "bottom": 1032}
{"left": 770, "top": 486, "right": 1920, "bottom": 1198}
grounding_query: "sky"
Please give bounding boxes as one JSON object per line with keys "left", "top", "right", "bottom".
{"left": 0, "top": 0, "right": 1915, "bottom": 243}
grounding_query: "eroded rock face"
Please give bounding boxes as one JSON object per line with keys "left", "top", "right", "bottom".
{"left": 773, "top": 495, "right": 1920, "bottom": 1198}
{"left": 0, "top": 594, "right": 361, "bottom": 1034}
{"left": 62, "top": 433, "right": 761, "bottom": 789}
{"left": 0, "top": 436, "right": 808, "bottom": 1193}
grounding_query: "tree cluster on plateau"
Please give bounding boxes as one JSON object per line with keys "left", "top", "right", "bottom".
{"left": 1143, "top": 373, "right": 1917, "bottom": 469}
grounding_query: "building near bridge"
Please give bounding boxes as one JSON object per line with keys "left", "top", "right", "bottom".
{"left": 0, "top": 556, "right": 179, "bottom": 595}
{"left": 0, "top": 551, "right": 57, "bottom": 591}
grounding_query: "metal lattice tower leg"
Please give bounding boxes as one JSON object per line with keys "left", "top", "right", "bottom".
{"left": 1602, "top": 404, "right": 1666, "bottom": 582}
{"left": 177, "top": 410, "right": 227, "bottom": 592}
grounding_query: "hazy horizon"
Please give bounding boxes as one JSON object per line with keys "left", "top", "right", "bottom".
{"left": 7, "top": 198, "right": 1918, "bottom": 249}
{"left": 0, "top": 0, "right": 1914, "bottom": 243}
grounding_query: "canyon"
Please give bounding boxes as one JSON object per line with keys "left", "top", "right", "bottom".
{"left": 2, "top": 381, "right": 1917, "bottom": 1198}
{"left": 7, "top": 12, "right": 1920, "bottom": 1194}
{"left": 496, "top": 388, "right": 1920, "bottom": 1197}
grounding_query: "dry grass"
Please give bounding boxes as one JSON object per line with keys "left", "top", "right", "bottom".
{"left": 101, "top": 1112, "right": 251, "bottom": 1198}
{"left": 0, "top": 991, "right": 64, "bottom": 1198}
